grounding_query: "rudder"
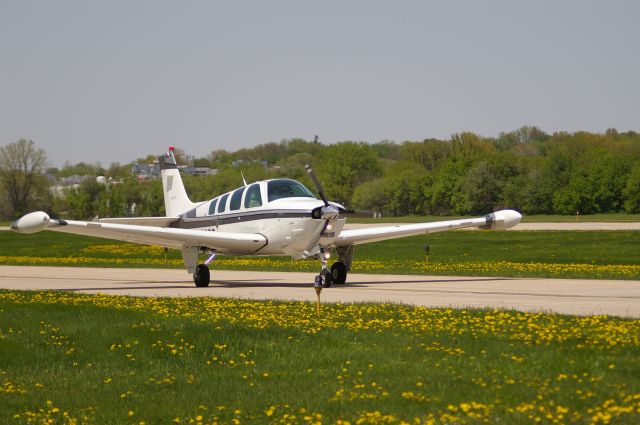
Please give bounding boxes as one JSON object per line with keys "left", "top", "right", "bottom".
{"left": 159, "top": 148, "right": 197, "bottom": 217}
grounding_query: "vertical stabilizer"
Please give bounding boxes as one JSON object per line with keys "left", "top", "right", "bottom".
{"left": 159, "top": 148, "right": 197, "bottom": 217}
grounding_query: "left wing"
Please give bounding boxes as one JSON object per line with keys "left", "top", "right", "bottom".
{"left": 11, "top": 211, "right": 267, "bottom": 254}
{"left": 333, "top": 210, "right": 521, "bottom": 246}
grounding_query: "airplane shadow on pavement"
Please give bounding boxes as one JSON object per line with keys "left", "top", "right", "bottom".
{"left": 49, "top": 277, "right": 516, "bottom": 292}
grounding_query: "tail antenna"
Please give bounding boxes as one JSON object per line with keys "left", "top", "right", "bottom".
{"left": 241, "top": 171, "right": 248, "bottom": 187}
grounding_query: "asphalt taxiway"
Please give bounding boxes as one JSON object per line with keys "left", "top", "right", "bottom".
{"left": 1, "top": 266, "right": 638, "bottom": 318}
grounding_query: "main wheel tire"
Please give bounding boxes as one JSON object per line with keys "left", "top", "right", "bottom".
{"left": 330, "top": 262, "right": 348, "bottom": 285}
{"left": 193, "top": 264, "right": 210, "bottom": 287}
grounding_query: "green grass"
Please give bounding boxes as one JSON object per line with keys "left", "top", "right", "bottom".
{"left": 1, "top": 229, "right": 640, "bottom": 280}
{"left": 357, "top": 230, "right": 640, "bottom": 264}
{"left": 522, "top": 213, "right": 640, "bottom": 222}
{"left": 1, "top": 290, "right": 639, "bottom": 424}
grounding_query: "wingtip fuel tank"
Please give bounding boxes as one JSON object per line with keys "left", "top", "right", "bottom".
{"left": 484, "top": 209, "right": 522, "bottom": 230}
{"left": 10, "top": 211, "right": 50, "bottom": 234}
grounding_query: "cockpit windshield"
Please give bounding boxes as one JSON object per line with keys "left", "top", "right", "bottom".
{"left": 267, "top": 179, "right": 315, "bottom": 202}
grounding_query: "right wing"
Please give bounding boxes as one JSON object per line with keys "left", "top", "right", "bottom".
{"left": 11, "top": 212, "right": 267, "bottom": 254}
{"left": 97, "top": 216, "right": 179, "bottom": 227}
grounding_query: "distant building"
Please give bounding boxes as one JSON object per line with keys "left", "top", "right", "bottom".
{"left": 60, "top": 175, "right": 89, "bottom": 186}
{"left": 132, "top": 161, "right": 217, "bottom": 178}
{"left": 183, "top": 166, "right": 218, "bottom": 176}
{"left": 132, "top": 161, "right": 161, "bottom": 179}
{"left": 49, "top": 174, "right": 90, "bottom": 197}
{"left": 231, "top": 159, "right": 268, "bottom": 168}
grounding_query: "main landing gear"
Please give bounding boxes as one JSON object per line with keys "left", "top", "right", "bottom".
{"left": 193, "top": 250, "right": 216, "bottom": 288}
{"left": 193, "top": 264, "right": 210, "bottom": 287}
{"left": 330, "top": 261, "right": 348, "bottom": 285}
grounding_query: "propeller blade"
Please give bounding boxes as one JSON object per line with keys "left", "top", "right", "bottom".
{"left": 305, "top": 164, "right": 329, "bottom": 207}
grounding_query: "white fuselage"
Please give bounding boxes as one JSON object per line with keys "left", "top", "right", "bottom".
{"left": 175, "top": 179, "right": 345, "bottom": 258}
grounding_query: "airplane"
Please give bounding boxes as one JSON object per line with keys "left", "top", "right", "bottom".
{"left": 11, "top": 147, "right": 522, "bottom": 288}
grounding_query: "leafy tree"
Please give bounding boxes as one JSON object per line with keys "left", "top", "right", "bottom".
{"left": 58, "top": 161, "right": 100, "bottom": 177}
{"left": 110, "top": 178, "right": 165, "bottom": 217}
{"left": 402, "top": 139, "right": 451, "bottom": 171}
{"left": 282, "top": 138, "right": 324, "bottom": 157}
{"left": 207, "top": 149, "right": 233, "bottom": 169}
{"left": 428, "top": 160, "right": 466, "bottom": 215}
{"left": 496, "top": 126, "right": 548, "bottom": 152}
{"left": 315, "top": 142, "right": 382, "bottom": 207}
{"left": 623, "top": 163, "right": 640, "bottom": 213}
{"left": 379, "top": 161, "right": 430, "bottom": 216}
{"left": 461, "top": 161, "right": 502, "bottom": 214}
{"left": 371, "top": 140, "right": 402, "bottom": 161}
{"left": 352, "top": 178, "right": 386, "bottom": 215}
{"left": 0, "top": 139, "right": 49, "bottom": 218}
{"left": 450, "top": 132, "right": 495, "bottom": 161}
{"left": 64, "top": 178, "right": 106, "bottom": 219}
{"left": 590, "top": 154, "right": 631, "bottom": 212}
{"left": 552, "top": 168, "right": 596, "bottom": 215}
{"left": 107, "top": 162, "right": 132, "bottom": 179}
{"left": 526, "top": 152, "right": 571, "bottom": 214}
{"left": 182, "top": 165, "right": 278, "bottom": 202}
{"left": 277, "top": 152, "right": 315, "bottom": 180}
{"left": 7, "top": 129, "right": 640, "bottom": 221}
{"left": 501, "top": 174, "right": 532, "bottom": 212}
{"left": 192, "top": 157, "right": 211, "bottom": 167}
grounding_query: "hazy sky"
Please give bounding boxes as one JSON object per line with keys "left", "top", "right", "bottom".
{"left": 1, "top": 1, "right": 639, "bottom": 167}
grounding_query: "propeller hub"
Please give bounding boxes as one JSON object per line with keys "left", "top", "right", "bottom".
{"left": 321, "top": 205, "right": 339, "bottom": 221}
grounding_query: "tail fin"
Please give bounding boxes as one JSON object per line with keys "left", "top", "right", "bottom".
{"left": 159, "top": 148, "right": 197, "bottom": 217}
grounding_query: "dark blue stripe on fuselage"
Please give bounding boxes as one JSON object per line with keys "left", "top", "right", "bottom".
{"left": 172, "top": 210, "right": 315, "bottom": 229}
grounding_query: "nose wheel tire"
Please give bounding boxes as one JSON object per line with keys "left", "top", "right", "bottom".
{"left": 193, "top": 264, "right": 210, "bottom": 287}
{"left": 330, "top": 262, "right": 348, "bottom": 285}
{"left": 322, "top": 273, "right": 333, "bottom": 288}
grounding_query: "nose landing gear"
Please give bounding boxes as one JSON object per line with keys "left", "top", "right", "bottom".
{"left": 315, "top": 247, "right": 333, "bottom": 288}
{"left": 314, "top": 247, "right": 351, "bottom": 287}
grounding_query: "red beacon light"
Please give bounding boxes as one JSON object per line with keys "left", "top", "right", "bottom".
{"left": 168, "top": 146, "right": 175, "bottom": 152}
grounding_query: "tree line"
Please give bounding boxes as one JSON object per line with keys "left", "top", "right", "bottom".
{"left": 2, "top": 126, "right": 640, "bottom": 220}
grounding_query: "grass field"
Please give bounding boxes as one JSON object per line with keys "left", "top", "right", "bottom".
{"left": 1, "top": 230, "right": 639, "bottom": 280}
{"left": 1, "top": 290, "right": 639, "bottom": 424}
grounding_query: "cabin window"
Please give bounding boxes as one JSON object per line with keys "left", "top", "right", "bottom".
{"left": 244, "top": 184, "right": 262, "bottom": 208}
{"left": 267, "top": 179, "right": 315, "bottom": 202}
{"left": 208, "top": 199, "right": 218, "bottom": 215}
{"left": 217, "top": 194, "right": 229, "bottom": 214}
{"left": 229, "top": 188, "right": 244, "bottom": 211}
